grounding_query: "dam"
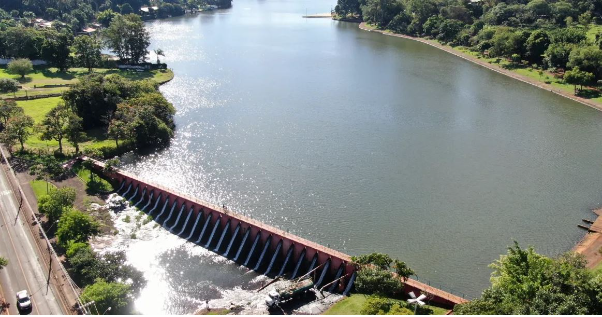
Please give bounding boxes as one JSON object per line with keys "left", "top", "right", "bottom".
{"left": 87, "top": 157, "right": 466, "bottom": 308}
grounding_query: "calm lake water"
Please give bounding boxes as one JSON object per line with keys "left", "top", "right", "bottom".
{"left": 119, "top": 0, "right": 602, "bottom": 308}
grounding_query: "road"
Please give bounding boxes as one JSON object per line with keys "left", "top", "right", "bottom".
{"left": 0, "top": 163, "right": 65, "bottom": 315}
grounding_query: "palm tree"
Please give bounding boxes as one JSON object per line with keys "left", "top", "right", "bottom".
{"left": 154, "top": 49, "right": 165, "bottom": 64}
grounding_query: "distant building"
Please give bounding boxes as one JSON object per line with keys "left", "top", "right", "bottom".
{"left": 79, "top": 27, "right": 97, "bottom": 35}
{"left": 140, "top": 6, "right": 158, "bottom": 13}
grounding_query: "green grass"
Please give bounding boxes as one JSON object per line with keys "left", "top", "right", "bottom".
{"left": 15, "top": 97, "right": 120, "bottom": 154}
{"left": 72, "top": 162, "right": 115, "bottom": 195}
{"left": 323, "top": 294, "right": 449, "bottom": 315}
{"left": 30, "top": 179, "right": 56, "bottom": 199}
{"left": 324, "top": 294, "right": 368, "bottom": 315}
{"left": 17, "top": 97, "right": 61, "bottom": 122}
{"left": 206, "top": 309, "right": 230, "bottom": 315}
{"left": 5, "top": 67, "right": 173, "bottom": 155}
{"left": 0, "top": 67, "right": 174, "bottom": 99}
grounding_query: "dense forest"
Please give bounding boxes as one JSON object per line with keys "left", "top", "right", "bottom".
{"left": 0, "top": 0, "right": 232, "bottom": 32}
{"left": 335, "top": 0, "right": 602, "bottom": 86}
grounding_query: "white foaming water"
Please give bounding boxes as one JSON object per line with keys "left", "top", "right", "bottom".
{"left": 90, "top": 194, "right": 340, "bottom": 315}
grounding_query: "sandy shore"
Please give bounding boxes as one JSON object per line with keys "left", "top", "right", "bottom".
{"left": 573, "top": 208, "right": 602, "bottom": 269}
{"left": 358, "top": 22, "right": 602, "bottom": 113}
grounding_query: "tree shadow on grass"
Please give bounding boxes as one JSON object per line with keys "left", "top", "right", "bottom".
{"left": 85, "top": 177, "right": 112, "bottom": 195}
{"left": 500, "top": 63, "right": 524, "bottom": 71}
{"left": 103, "top": 69, "right": 155, "bottom": 81}
{"left": 576, "top": 88, "right": 602, "bottom": 99}
{"left": 39, "top": 69, "right": 77, "bottom": 81}
{"left": 17, "top": 77, "right": 32, "bottom": 84}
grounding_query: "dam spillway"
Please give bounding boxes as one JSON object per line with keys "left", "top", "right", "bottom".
{"left": 87, "top": 158, "right": 466, "bottom": 308}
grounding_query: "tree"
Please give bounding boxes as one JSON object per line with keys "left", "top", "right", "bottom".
{"left": 436, "top": 19, "right": 464, "bottom": 43}
{"left": 352, "top": 252, "right": 393, "bottom": 270}
{"left": 37, "top": 187, "right": 76, "bottom": 222}
{"left": 1, "top": 114, "right": 34, "bottom": 151}
{"left": 564, "top": 67, "right": 595, "bottom": 94}
{"left": 72, "top": 35, "right": 102, "bottom": 72}
{"left": 40, "top": 103, "right": 75, "bottom": 154}
{"left": 454, "top": 242, "right": 602, "bottom": 315}
{"left": 65, "top": 112, "right": 85, "bottom": 154}
{"left": 0, "top": 78, "right": 19, "bottom": 94}
{"left": 29, "top": 155, "right": 64, "bottom": 182}
{"left": 81, "top": 279, "right": 131, "bottom": 314}
{"left": 63, "top": 74, "right": 157, "bottom": 129}
{"left": 525, "top": 30, "right": 550, "bottom": 64}
{"left": 103, "top": 157, "right": 120, "bottom": 174}
{"left": 107, "top": 118, "right": 132, "bottom": 148}
{"left": 0, "top": 100, "right": 22, "bottom": 128}
{"left": 154, "top": 48, "right": 164, "bottom": 64}
{"left": 544, "top": 42, "right": 574, "bottom": 69}
{"left": 354, "top": 266, "right": 404, "bottom": 296}
{"left": 56, "top": 208, "right": 99, "bottom": 248}
{"left": 0, "top": 256, "right": 7, "bottom": 270}
{"left": 567, "top": 46, "right": 602, "bottom": 78}
{"left": 7, "top": 58, "right": 33, "bottom": 79}
{"left": 104, "top": 14, "right": 150, "bottom": 64}
{"left": 96, "top": 9, "right": 119, "bottom": 27}
{"left": 393, "top": 260, "right": 414, "bottom": 281}
{"left": 41, "top": 30, "right": 73, "bottom": 71}
{"left": 66, "top": 241, "right": 91, "bottom": 258}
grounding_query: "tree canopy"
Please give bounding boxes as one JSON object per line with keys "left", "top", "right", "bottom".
{"left": 37, "top": 187, "right": 76, "bottom": 222}
{"left": 335, "top": 0, "right": 602, "bottom": 86}
{"left": 454, "top": 242, "right": 602, "bottom": 315}
{"left": 1, "top": 113, "right": 34, "bottom": 151}
{"left": 7, "top": 58, "right": 33, "bottom": 79}
{"left": 56, "top": 208, "right": 99, "bottom": 248}
{"left": 81, "top": 279, "right": 131, "bottom": 315}
{"left": 104, "top": 14, "right": 150, "bottom": 64}
{"left": 351, "top": 252, "right": 413, "bottom": 296}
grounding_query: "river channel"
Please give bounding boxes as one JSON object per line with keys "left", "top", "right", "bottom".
{"left": 111, "top": 0, "right": 602, "bottom": 312}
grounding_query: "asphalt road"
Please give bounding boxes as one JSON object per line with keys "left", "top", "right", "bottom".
{"left": 0, "top": 164, "right": 64, "bottom": 315}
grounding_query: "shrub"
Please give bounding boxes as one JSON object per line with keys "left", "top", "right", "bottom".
{"left": 7, "top": 58, "right": 33, "bottom": 79}
{"left": 0, "top": 78, "right": 19, "bottom": 93}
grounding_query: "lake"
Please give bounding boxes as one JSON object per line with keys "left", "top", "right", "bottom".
{"left": 117, "top": 0, "right": 602, "bottom": 310}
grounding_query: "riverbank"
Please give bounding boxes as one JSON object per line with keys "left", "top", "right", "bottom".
{"left": 358, "top": 22, "right": 602, "bottom": 113}
{"left": 573, "top": 209, "right": 602, "bottom": 269}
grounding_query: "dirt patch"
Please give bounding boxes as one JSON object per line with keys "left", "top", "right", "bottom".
{"left": 573, "top": 209, "right": 602, "bottom": 268}
{"left": 15, "top": 165, "right": 114, "bottom": 235}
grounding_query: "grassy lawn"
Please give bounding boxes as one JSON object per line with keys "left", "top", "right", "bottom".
{"left": 15, "top": 97, "right": 117, "bottom": 154}
{"left": 0, "top": 67, "right": 174, "bottom": 99}
{"left": 323, "top": 294, "right": 449, "bottom": 315}
{"left": 30, "top": 179, "right": 56, "bottom": 199}
{"left": 206, "top": 309, "right": 230, "bottom": 315}
{"left": 72, "top": 162, "right": 115, "bottom": 195}
{"left": 324, "top": 294, "right": 368, "bottom": 315}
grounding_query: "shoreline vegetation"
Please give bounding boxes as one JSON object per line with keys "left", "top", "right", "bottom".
{"left": 357, "top": 22, "right": 602, "bottom": 113}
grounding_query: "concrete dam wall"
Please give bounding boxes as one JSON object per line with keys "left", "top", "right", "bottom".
{"left": 88, "top": 158, "right": 467, "bottom": 308}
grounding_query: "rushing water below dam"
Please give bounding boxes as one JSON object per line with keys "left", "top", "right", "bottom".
{"left": 115, "top": 0, "right": 602, "bottom": 311}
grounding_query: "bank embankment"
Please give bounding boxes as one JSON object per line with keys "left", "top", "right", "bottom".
{"left": 573, "top": 209, "right": 602, "bottom": 268}
{"left": 358, "top": 22, "right": 602, "bottom": 113}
